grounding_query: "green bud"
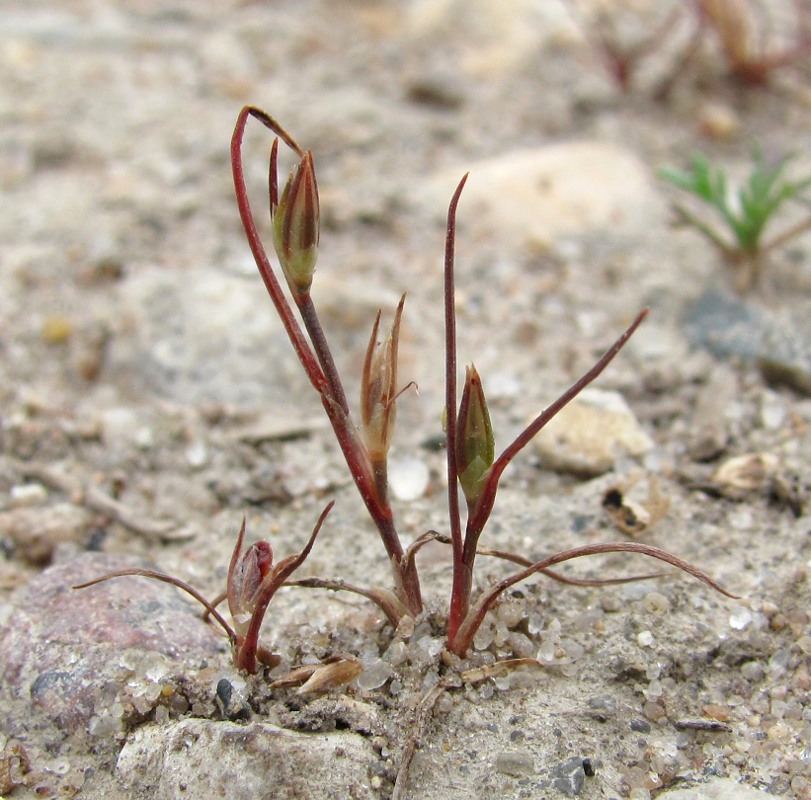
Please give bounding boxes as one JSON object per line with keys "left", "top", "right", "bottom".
{"left": 456, "top": 365, "right": 494, "bottom": 507}
{"left": 272, "top": 150, "right": 319, "bottom": 296}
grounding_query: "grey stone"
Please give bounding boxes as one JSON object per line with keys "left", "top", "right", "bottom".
{"left": 684, "top": 290, "right": 811, "bottom": 395}
{"left": 116, "top": 717, "right": 379, "bottom": 800}
{"left": 0, "top": 553, "right": 226, "bottom": 746}
{"left": 110, "top": 266, "right": 299, "bottom": 406}
{"left": 495, "top": 748, "right": 535, "bottom": 776}
{"left": 549, "top": 755, "right": 587, "bottom": 796}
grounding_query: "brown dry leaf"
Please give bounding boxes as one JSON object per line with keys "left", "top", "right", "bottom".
{"left": 268, "top": 664, "right": 320, "bottom": 689}
{"left": 296, "top": 657, "right": 363, "bottom": 694}
{"left": 602, "top": 476, "right": 669, "bottom": 537}
{"left": 460, "top": 657, "right": 542, "bottom": 685}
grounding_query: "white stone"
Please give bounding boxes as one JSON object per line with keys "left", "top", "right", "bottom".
{"left": 425, "top": 143, "right": 661, "bottom": 253}
{"left": 533, "top": 388, "right": 654, "bottom": 476}
{"left": 388, "top": 456, "right": 430, "bottom": 501}
{"left": 729, "top": 607, "right": 753, "bottom": 631}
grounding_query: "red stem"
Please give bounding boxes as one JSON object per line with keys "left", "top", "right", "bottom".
{"left": 447, "top": 308, "right": 647, "bottom": 647}
{"left": 444, "top": 174, "right": 470, "bottom": 644}
{"left": 73, "top": 569, "right": 236, "bottom": 645}
{"left": 449, "top": 540, "right": 738, "bottom": 657}
{"left": 231, "top": 107, "right": 329, "bottom": 396}
{"left": 237, "top": 501, "right": 333, "bottom": 673}
{"left": 232, "top": 107, "right": 421, "bottom": 616}
{"left": 298, "top": 294, "right": 351, "bottom": 417}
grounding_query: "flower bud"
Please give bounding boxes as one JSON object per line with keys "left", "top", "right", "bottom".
{"left": 272, "top": 150, "right": 319, "bottom": 296}
{"left": 456, "top": 365, "right": 495, "bottom": 507}
{"left": 229, "top": 539, "right": 273, "bottom": 635}
{"left": 361, "top": 297, "right": 405, "bottom": 461}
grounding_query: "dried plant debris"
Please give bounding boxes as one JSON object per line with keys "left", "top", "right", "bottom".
{"left": 602, "top": 477, "right": 670, "bottom": 537}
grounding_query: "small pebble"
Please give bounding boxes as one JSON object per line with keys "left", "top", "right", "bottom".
{"left": 729, "top": 606, "right": 753, "bottom": 631}
{"left": 356, "top": 659, "right": 394, "bottom": 691}
{"left": 495, "top": 749, "right": 535, "bottom": 777}
{"left": 697, "top": 102, "right": 740, "bottom": 140}
{"left": 9, "top": 482, "right": 48, "bottom": 506}
{"left": 41, "top": 315, "right": 73, "bottom": 344}
{"left": 388, "top": 457, "right": 429, "bottom": 501}
{"left": 185, "top": 440, "right": 208, "bottom": 468}
{"left": 642, "top": 592, "right": 670, "bottom": 615}
{"left": 741, "top": 661, "right": 764, "bottom": 682}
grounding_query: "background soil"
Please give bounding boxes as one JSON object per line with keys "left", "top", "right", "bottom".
{"left": 1, "top": 1, "right": 810, "bottom": 799}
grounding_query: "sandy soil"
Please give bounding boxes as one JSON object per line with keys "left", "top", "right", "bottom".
{"left": 1, "top": 2, "right": 810, "bottom": 799}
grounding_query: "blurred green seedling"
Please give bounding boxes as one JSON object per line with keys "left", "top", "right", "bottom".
{"left": 660, "top": 150, "right": 811, "bottom": 292}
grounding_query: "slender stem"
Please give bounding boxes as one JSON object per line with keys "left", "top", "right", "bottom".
{"left": 233, "top": 107, "right": 421, "bottom": 616}
{"left": 446, "top": 309, "right": 648, "bottom": 647}
{"left": 449, "top": 541, "right": 738, "bottom": 656}
{"left": 672, "top": 204, "right": 737, "bottom": 261}
{"left": 444, "top": 175, "right": 469, "bottom": 642}
{"left": 405, "top": 530, "right": 663, "bottom": 587}
{"left": 231, "top": 107, "right": 329, "bottom": 396}
{"left": 285, "top": 577, "right": 408, "bottom": 628}
{"left": 298, "top": 293, "right": 351, "bottom": 417}
{"left": 237, "top": 502, "right": 333, "bottom": 673}
{"left": 762, "top": 215, "right": 811, "bottom": 256}
{"left": 73, "top": 569, "right": 236, "bottom": 644}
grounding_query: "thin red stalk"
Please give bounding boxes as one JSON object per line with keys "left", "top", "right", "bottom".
{"left": 285, "top": 577, "right": 408, "bottom": 628}
{"left": 299, "top": 294, "right": 351, "bottom": 417}
{"left": 449, "top": 541, "right": 738, "bottom": 656}
{"left": 233, "top": 107, "right": 420, "bottom": 615}
{"left": 237, "top": 502, "right": 333, "bottom": 673}
{"left": 474, "top": 545, "right": 665, "bottom": 586}
{"left": 403, "top": 530, "right": 663, "bottom": 587}
{"left": 446, "top": 310, "right": 647, "bottom": 647}
{"left": 444, "top": 174, "right": 470, "bottom": 643}
{"left": 74, "top": 569, "right": 236, "bottom": 644}
{"left": 231, "top": 107, "right": 328, "bottom": 396}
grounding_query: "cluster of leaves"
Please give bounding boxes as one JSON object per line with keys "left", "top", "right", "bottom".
{"left": 660, "top": 150, "right": 811, "bottom": 291}
{"left": 566, "top": 0, "right": 811, "bottom": 95}
{"left": 76, "top": 107, "right": 734, "bottom": 676}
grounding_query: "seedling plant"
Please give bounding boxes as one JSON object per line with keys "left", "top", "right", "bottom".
{"left": 567, "top": 0, "right": 811, "bottom": 96}
{"left": 77, "top": 106, "right": 735, "bottom": 678}
{"left": 660, "top": 149, "right": 811, "bottom": 292}
{"left": 695, "top": 0, "right": 811, "bottom": 86}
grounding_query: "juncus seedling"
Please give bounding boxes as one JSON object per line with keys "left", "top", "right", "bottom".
{"left": 77, "top": 107, "right": 737, "bottom": 676}
{"left": 660, "top": 149, "right": 811, "bottom": 292}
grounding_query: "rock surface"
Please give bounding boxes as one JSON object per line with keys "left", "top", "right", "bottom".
{"left": 0, "top": 553, "right": 226, "bottom": 747}
{"left": 116, "top": 718, "right": 379, "bottom": 800}
{"left": 1, "top": 1, "right": 810, "bottom": 799}
{"left": 533, "top": 388, "right": 654, "bottom": 475}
